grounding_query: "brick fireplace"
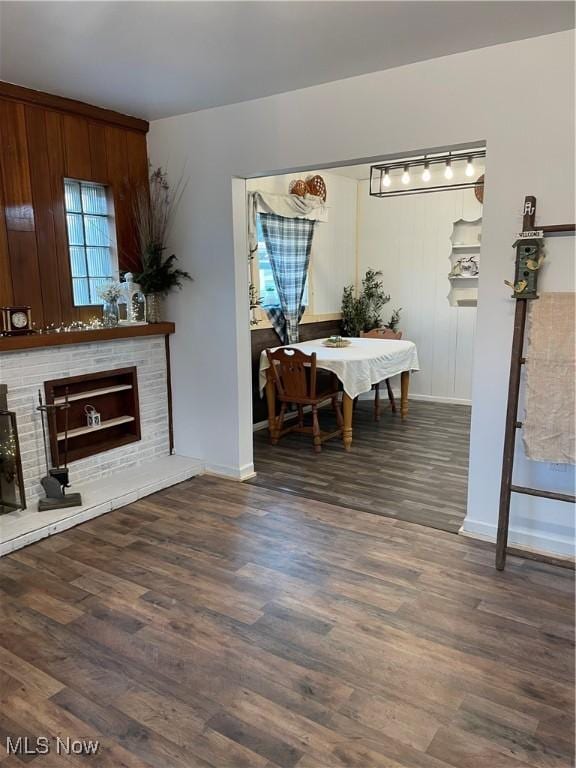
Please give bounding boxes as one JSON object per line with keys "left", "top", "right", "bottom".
{"left": 0, "top": 326, "right": 202, "bottom": 554}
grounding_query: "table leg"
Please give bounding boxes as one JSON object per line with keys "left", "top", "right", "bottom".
{"left": 265, "top": 369, "right": 277, "bottom": 443}
{"left": 342, "top": 393, "right": 353, "bottom": 451}
{"left": 400, "top": 370, "right": 410, "bottom": 421}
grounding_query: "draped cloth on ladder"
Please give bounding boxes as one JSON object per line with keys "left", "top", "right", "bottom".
{"left": 248, "top": 191, "right": 327, "bottom": 344}
{"left": 523, "top": 292, "right": 575, "bottom": 463}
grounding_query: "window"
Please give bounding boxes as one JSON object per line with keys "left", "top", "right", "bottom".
{"left": 64, "top": 180, "right": 116, "bottom": 306}
{"left": 256, "top": 216, "right": 308, "bottom": 308}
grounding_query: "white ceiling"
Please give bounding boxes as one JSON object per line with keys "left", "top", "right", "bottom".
{"left": 0, "top": 1, "right": 573, "bottom": 121}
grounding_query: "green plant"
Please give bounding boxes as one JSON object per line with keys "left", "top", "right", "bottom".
{"left": 385, "top": 307, "right": 402, "bottom": 332}
{"left": 133, "top": 166, "right": 192, "bottom": 296}
{"left": 341, "top": 269, "right": 390, "bottom": 336}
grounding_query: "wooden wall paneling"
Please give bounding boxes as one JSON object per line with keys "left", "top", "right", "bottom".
{"left": 105, "top": 126, "right": 139, "bottom": 273}
{"left": 88, "top": 122, "right": 109, "bottom": 183}
{"left": 0, "top": 181, "right": 14, "bottom": 306}
{"left": 6, "top": 231, "right": 44, "bottom": 324}
{"left": 45, "top": 110, "right": 79, "bottom": 324}
{"left": 0, "top": 80, "right": 149, "bottom": 133}
{"left": 0, "top": 83, "right": 149, "bottom": 325}
{"left": 62, "top": 115, "right": 93, "bottom": 180}
{"left": 0, "top": 100, "right": 35, "bottom": 232}
{"left": 0, "top": 100, "right": 44, "bottom": 324}
{"left": 25, "top": 105, "right": 64, "bottom": 325}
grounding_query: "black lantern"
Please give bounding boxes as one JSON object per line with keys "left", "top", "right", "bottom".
{"left": 0, "top": 386, "right": 26, "bottom": 513}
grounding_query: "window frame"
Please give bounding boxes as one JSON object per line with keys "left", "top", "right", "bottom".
{"left": 63, "top": 178, "right": 119, "bottom": 307}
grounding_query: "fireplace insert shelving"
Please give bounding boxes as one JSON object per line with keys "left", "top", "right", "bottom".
{"left": 44, "top": 367, "right": 141, "bottom": 464}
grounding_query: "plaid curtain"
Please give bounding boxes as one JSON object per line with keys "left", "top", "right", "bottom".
{"left": 259, "top": 213, "right": 316, "bottom": 344}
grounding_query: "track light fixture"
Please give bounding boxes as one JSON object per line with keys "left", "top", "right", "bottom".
{"left": 369, "top": 147, "right": 486, "bottom": 198}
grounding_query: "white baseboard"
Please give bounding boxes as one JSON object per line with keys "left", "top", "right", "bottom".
{"left": 0, "top": 455, "right": 203, "bottom": 557}
{"left": 460, "top": 519, "right": 576, "bottom": 560}
{"left": 204, "top": 462, "right": 257, "bottom": 481}
{"left": 356, "top": 390, "right": 471, "bottom": 406}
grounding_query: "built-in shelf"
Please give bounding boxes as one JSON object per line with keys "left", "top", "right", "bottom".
{"left": 57, "top": 415, "right": 135, "bottom": 441}
{"left": 54, "top": 384, "right": 133, "bottom": 405}
{"left": 449, "top": 275, "right": 479, "bottom": 281}
{"left": 45, "top": 366, "right": 141, "bottom": 463}
{"left": 449, "top": 216, "right": 482, "bottom": 308}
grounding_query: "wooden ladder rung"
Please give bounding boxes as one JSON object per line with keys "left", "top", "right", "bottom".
{"left": 511, "top": 485, "right": 576, "bottom": 504}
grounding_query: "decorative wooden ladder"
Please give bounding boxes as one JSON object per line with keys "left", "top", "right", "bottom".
{"left": 496, "top": 196, "right": 575, "bottom": 570}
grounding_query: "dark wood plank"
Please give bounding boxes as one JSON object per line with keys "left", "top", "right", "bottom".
{"left": 0, "top": 475, "right": 572, "bottom": 768}
{"left": 251, "top": 399, "right": 471, "bottom": 533}
{"left": 25, "top": 105, "right": 64, "bottom": 325}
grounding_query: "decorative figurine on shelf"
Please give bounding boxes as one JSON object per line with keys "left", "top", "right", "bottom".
{"left": 36, "top": 390, "right": 82, "bottom": 511}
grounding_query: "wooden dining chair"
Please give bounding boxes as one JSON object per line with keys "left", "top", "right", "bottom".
{"left": 360, "top": 328, "right": 403, "bottom": 421}
{"left": 266, "top": 347, "right": 343, "bottom": 453}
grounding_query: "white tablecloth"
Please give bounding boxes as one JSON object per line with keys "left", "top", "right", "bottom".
{"left": 259, "top": 338, "right": 420, "bottom": 399}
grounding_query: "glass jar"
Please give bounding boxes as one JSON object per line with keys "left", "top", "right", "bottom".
{"left": 102, "top": 299, "right": 119, "bottom": 328}
{"left": 145, "top": 294, "right": 162, "bottom": 323}
{"left": 131, "top": 289, "right": 147, "bottom": 323}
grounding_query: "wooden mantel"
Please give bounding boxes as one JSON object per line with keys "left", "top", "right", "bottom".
{"left": 0, "top": 322, "right": 175, "bottom": 353}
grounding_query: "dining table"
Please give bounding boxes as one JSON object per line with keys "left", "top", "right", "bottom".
{"left": 259, "top": 337, "right": 420, "bottom": 450}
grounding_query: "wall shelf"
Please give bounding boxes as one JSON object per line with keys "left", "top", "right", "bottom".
{"left": 57, "top": 415, "right": 135, "bottom": 441}
{"left": 449, "top": 275, "right": 479, "bottom": 281}
{"left": 54, "top": 384, "right": 133, "bottom": 405}
{"left": 449, "top": 217, "right": 482, "bottom": 307}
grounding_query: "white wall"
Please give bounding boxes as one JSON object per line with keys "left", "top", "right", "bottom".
{"left": 357, "top": 172, "right": 483, "bottom": 403}
{"left": 246, "top": 170, "right": 357, "bottom": 319}
{"left": 148, "top": 31, "right": 575, "bottom": 555}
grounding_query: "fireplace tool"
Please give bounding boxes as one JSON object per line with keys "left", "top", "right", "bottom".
{"left": 37, "top": 389, "right": 82, "bottom": 511}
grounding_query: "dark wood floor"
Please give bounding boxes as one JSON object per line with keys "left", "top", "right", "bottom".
{"left": 0, "top": 475, "right": 573, "bottom": 767}
{"left": 251, "top": 400, "right": 471, "bottom": 533}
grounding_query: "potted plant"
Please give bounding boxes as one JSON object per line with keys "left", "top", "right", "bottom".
{"left": 133, "top": 166, "right": 192, "bottom": 322}
{"left": 341, "top": 269, "right": 391, "bottom": 336}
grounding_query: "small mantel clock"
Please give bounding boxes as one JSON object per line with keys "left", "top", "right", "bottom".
{"left": 1, "top": 306, "right": 33, "bottom": 336}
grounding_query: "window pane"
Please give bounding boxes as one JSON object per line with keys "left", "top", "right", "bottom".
{"left": 81, "top": 183, "right": 108, "bottom": 215}
{"left": 66, "top": 213, "right": 84, "bottom": 245}
{"left": 69, "top": 247, "right": 87, "bottom": 277}
{"left": 89, "top": 277, "right": 109, "bottom": 303}
{"left": 86, "top": 247, "right": 112, "bottom": 277}
{"left": 64, "top": 180, "right": 81, "bottom": 212}
{"left": 72, "top": 278, "right": 90, "bottom": 306}
{"left": 259, "top": 250, "right": 280, "bottom": 307}
{"left": 84, "top": 215, "right": 109, "bottom": 246}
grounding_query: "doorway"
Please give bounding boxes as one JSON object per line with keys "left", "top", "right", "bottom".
{"left": 245, "top": 149, "right": 485, "bottom": 533}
